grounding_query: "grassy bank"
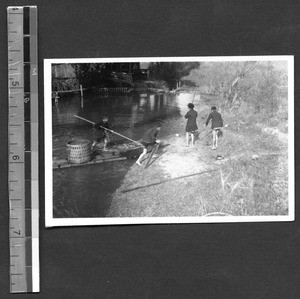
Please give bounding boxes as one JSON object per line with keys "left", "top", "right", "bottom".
{"left": 107, "top": 94, "right": 289, "bottom": 217}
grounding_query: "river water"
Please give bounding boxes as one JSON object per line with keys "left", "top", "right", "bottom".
{"left": 53, "top": 91, "right": 201, "bottom": 218}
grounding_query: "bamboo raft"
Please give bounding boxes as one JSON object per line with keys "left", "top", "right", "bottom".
{"left": 53, "top": 154, "right": 127, "bottom": 169}
{"left": 52, "top": 115, "right": 157, "bottom": 170}
{"left": 53, "top": 140, "right": 141, "bottom": 170}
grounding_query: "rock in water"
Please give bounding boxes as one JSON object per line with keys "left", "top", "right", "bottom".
{"left": 252, "top": 154, "right": 259, "bottom": 160}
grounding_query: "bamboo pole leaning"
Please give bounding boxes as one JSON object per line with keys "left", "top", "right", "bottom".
{"left": 74, "top": 115, "right": 143, "bottom": 146}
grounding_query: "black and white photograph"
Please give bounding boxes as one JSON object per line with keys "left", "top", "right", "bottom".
{"left": 44, "top": 56, "right": 294, "bottom": 226}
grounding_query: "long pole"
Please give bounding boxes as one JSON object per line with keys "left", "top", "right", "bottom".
{"left": 80, "top": 84, "right": 84, "bottom": 108}
{"left": 74, "top": 115, "right": 143, "bottom": 146}
{"left": 74, "top": 114, "right": 95, "bottom": 125}
{"left": 198, "top": 129, "right": 212, "bottom": 141}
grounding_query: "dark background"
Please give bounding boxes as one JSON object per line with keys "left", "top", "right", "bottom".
{"left": 0, "top": 0, "right": 299, "bottom": 298}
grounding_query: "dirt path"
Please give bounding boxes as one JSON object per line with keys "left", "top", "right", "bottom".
{"left": 158, "top": 136, "right": 211, "bottom": 179}
{"left": 156, "top": 123, "right": 287, "bottom": 179}
{"left": 157, "top": 95, "right": 215, "bottom": 179}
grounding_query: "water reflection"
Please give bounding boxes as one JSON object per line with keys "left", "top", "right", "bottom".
{"left": 53, "top": 92, "right": 193, "bottom": 128}
{"left": 149, "top": 95, "right": 155, "bottom": 111}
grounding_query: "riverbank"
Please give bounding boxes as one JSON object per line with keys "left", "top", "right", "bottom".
{"left": 107, "top": 96, "right": 289, "bottom": 217}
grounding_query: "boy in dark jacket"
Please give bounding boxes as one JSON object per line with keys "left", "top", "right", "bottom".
{"left": 185, "top": 103, "right": 198, "bottom": 147}
{"left": 92, "top": 115, "right": 111, "bottom": 151}
{"left": 205, "top": 106, "right": 223, "bottom": 149}
{"left": 136, "top": 123, "right": 161, "bottom": 166}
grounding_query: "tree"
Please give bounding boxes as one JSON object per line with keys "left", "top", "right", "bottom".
{"left": 71, "top": 63, "right": 106, "bottom": 88}
{"left": 184, "top": 61, "right": 287, "bottom": 114}
{"left": 148, "top": 62, "right": 200, "bottom": 89}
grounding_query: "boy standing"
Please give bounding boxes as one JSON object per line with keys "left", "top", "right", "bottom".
{"left": 185, "top": 103, "right": 198, "bottom": 147}
{"left": 136, "top": 123, "right": 161, "bottom": 166}
{"left": 205, "top": 106, "right": 223, "bottom": 149}
{"left": 92, "top": 115, "right": 111, "bottom": 151}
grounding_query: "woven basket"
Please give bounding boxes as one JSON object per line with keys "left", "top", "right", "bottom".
{"left": 66, "top": 139, "right": 91, "bottom": 164}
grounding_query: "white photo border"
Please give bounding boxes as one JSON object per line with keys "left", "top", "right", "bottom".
{"left": 44, "top": 55, "right": 294, "bottom": 227}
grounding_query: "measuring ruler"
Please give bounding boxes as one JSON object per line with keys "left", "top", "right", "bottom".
{"left": 7, "top": 6, "right": 39, "bottom": 293}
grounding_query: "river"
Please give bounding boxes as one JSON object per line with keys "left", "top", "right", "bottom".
{"left": 53, "top": 91, "right": 201, "bottom": 218}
